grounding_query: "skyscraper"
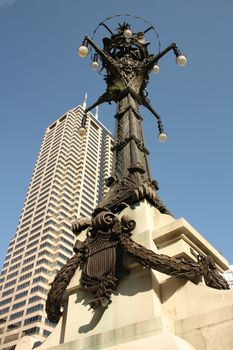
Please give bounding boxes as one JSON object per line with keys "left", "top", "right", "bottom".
{"left": 0, "top": 104, "right": 113, "bottom": 350}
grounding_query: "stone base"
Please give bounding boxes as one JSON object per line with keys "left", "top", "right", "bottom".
{"left": 34, "top": 329, "right": 196, "bottom": 350}
{"left": 16, "top": 201, "right": 232, "bottom": 350}
{"left": 163, "top": 280, "right": 233, "bottom": 350}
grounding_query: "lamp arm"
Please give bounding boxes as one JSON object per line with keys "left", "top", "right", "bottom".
{"left": 142, "top": 42, "right": 181, "bottom": 72}
{"left": 85, "top": 35, "right": 121, "bottom": 76}
{"left": 140, "top": 97, "right": 165, "bottom": 134}
{"left": 84, "top": 92, "right": 113, "bottom": 113}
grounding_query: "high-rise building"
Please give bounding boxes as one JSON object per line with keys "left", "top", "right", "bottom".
{"left": 0, "top": 104, "right": 113, "bottom": 350}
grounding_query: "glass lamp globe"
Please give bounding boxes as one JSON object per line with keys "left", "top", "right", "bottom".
{"left": 123, "top": 29, "right": 133, "bottom": 39}
{"left": 91, "top": 61, "right": 99, "bottom": 70}
{"left": 78, "top": 45, "right": 89, "bottom": 58}
{"left": 78, "top": 126, "right": 87, "bottom": 137}
{"left": 152, "top": 64, "right": 160, "bottom": 73}
{"left": 158, "top": 132, "right": 168, "bottom": 142}
{"left": 176, "top": 55, "right": 187, "bottom": 67}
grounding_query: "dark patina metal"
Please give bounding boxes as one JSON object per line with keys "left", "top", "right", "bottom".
{"left": 82, "top": 22, "right": 179, "bottom": 211}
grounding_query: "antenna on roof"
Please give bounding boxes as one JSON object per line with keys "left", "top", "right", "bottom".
{"left": 95, "top": 106, "right": 99, "bottom": 120}
{"left": 83, "top": 93, "right": 88, "bottom": 110}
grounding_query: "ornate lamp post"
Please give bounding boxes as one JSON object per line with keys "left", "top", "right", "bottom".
{"left": 76, "top": 15, "right": 187, "bottom": 214}
{"left": 46, "top": 15, "right": 229, "bottom": 323}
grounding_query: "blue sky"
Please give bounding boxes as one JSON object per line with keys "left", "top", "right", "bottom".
{"left": 0, "top": 0, "right": 233, "bottom": 269}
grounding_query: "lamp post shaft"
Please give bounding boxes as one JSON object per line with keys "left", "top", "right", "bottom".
{"left": 112, "top": 91, "right": 150, "bottom": 180}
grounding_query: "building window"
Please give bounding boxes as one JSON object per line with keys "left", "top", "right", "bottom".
{"left": 3, "top": 262, "right": 9, "bottom": 268}
{"left": 12, "top": 300, "right": 26, "bottom": 310}
{"left": 25, "top": 247, "right": 37, "bottom": 257}
{"left": 40, "top": 242, "right": 54, "bottom": 250}
{"left": 38, "top": 250, "right": 52, "bottom": 258}
{"left": 32, "top": 276, "right": 48, "bottom": 284}
{"left": 30, "top": 226, "right": 42, "bottom": 235}
{"left": 31, "top": 220, "right": 43, "bottom": 228}
{"left": 60, "top": 237, "right": 74, "bottom": 248}
{"left": 59, "top": 115, "right": 67, "bottom": 123}
{"left": 22, "top": 256, "right": 36, "bottom": 265}
{"left": 24, "top": 315, "right": 42, "bottom": 325}
{"left": 0, "top": 307, "right": 10, "bottom": 315}
{"left": 26, "top": 304, "right": 44, "bottom": 314}
{"left": 6, "top": 321, "right": 21, "bottom": 332}
{"left": 61, "top": 230, "right": 75, "bottom": 240}
{"left": 18, "top": 272, "right": 32, "bottom": 282}
{"left": 11, "top": 255, "right": 22, "bottom": 264}
{"left": 27, "top": 240, "right": 39, "bottom": 249}
{"left": 4, "top": 280, "right": 17, "bottom": 289}
{"left": 57, "top": 253, "right": 69, "bottom": 261}
{"left": 13, "top": 248, "right": 24, "bottom": 257}
{"left": 31, "top": 286, "right": 47, "bottom": 294}
{"left": 23, "top": 208, "right": 34, "bottom": 217}
{"left": 0, "top": 298, "right": 12, "bottom": 307}
{"left": 15, "top": 290, "right": 28, "bottom": 300}
{"left": 6, "top": 272, "right": 18, "bottom": 280}
{"left": 5, "top": 254, "right": 11, "bottom": 261}
{"left": 49, "top": 122, "right": 56, "bottom": 130}
{"left": 21, "top": 264, "right": 34, "bottom": 273}
{"left": 23, "top": 326, "right": 40, "bottom": 335}
{"left": 16, "top": 281, "right": 30, "bottom": 291}
{"left": 41, "top": 234, "right": 56, "bottom": 243}
{"left": 9, "top": 311, "right": 24, "bottom": 320}
{"left": 17, "top": 227, "right": 29, "bottom": 235}
{"left": 16, "top": 233, "right": 27, "bottom": 242}
{"left": 35, "top": 206, "right": 46, "bottom": 215}
{"left": 36, "top": 258, "right": 50, "bottom": 266}
{"left": 28, "top": 233, "right": 41, "bottom": 242}
{"left": 34, "top": 267, "right": 49, "bottom": 275}
{"left": 28, "top": 296, "right": 41, "bottom": 304}
{"left": 2, "top": 288, "right": 14, "bottom": 297}
{"left": 57, "top": 245, "right": 73, "bottom": 256}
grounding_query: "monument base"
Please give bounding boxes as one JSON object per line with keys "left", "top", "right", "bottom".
{"left": 16, "top": 201, "right": 233, "bottom": 350}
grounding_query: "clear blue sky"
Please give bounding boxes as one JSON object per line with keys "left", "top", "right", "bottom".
{"left": 0, "top": 0, "right": 233, "bottom": 269}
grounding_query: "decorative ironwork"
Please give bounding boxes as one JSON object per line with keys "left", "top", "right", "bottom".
{"left": 46, "top": 212, "right": 229, "bottom": 323}
{"left": 77, "top": 15, "right": 188, "bottom": 212}
{"left": 96, "top": 163, "right": 171, "bottom": 215}
{"left": 46, "top": 211, "right": 136, "bottom": 322}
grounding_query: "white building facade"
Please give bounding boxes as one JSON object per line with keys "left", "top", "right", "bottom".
{"left": 0, "top": 105, "right": 113, "bottom": 350}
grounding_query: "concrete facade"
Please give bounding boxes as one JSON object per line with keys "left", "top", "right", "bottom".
{"left": 16, "top": 201, "right": 232, "bottom": 350}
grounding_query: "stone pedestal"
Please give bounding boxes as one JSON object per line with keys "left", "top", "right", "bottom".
{"left": 16, "top": 201, "right": 233, "bottom": 350}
